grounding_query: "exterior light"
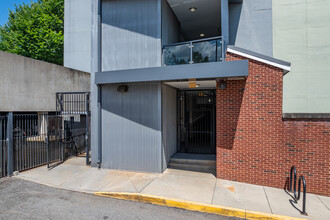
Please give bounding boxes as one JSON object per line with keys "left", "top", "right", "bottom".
{"left": 189, "top": 7, "right": 197, "bottom": 12}
{"left": 196, "top": 84, "right": 200, "bottom": 88}
{"left": 219, "top": 80, "right": 226, "bottom": 90}
{"left": 117, "top": 85, "right": 128, "bottom": 93}
{"left": 200, "top": 33, "right": 205, "bottom": 37}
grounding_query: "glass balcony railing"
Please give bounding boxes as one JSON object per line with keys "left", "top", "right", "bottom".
{"left": 163, "top": 36, "right": 224, "bottom": 66}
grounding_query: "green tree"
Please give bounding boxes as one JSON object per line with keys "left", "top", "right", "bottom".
{"left": 0, "top": 0, "right": 64, "bottom": 65}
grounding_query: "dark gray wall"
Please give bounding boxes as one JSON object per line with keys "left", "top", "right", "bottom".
{"left": 161, "top": 0, "right": 181, "bottom": 46}
{"left": 161, "top": 84, "right": 177, "bottom": 171}
{"left": 101, "top": 83, "right": 162, "bottom": 172}
{"left": 229, "top": 0, "right": 273, "bottom": 56}
{"left": 101, "top": 0, "right": 162, "bottom": 71}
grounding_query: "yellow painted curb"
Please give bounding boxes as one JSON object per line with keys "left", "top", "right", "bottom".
{"left": 94, "top": 192, "right": 306, "bottom": 220}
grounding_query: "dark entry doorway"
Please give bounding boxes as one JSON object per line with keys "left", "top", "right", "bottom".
{"left": 178, "top": 90, "right": 216, "bottom": 154}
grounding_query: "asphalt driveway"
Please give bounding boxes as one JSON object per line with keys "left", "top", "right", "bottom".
{"left": 0, "top": 177, "right": 239, "bottom": 220}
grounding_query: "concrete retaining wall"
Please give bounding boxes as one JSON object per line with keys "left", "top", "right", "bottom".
{"left": 0, "top": 51, "right": 90, "bottom": 112}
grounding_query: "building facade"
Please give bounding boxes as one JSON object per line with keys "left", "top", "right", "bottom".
{"left": 64, "top": 0, "right": 329, "bottom": 196}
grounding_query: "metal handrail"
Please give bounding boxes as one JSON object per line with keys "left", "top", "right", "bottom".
{"left": 163, "top": 36, "right": 223, "bottom": 47}
{"left": 162, "top": 36, "right": 225, "bottom": 66}
{"left": 289, "top": 166, "right": 307, "bottom": 216}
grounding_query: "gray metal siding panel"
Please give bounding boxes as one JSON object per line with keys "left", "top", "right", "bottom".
{"left": 101, "top": 83, "right": 162, "bottom": 173}
{"left": 161, "top": 0, "right": 181, "bottom": 46}
{"left": 102, "top": 0, "right": 162, "bottom": 71}
{"left": 229, "top": 0, "right": 273, "bottom": 56}
{"left": 64, "top": 0, "right": 92, "bottom": 72}
{"left": 161, "top": 85, "right": 177, "bottom": 171}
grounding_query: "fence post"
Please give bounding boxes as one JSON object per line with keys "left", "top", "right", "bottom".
{"left": 86, "top": 93, "right": 90, "bottom": 165}
{"left": 7, "top": 112, "right": 13, "bottom": 176}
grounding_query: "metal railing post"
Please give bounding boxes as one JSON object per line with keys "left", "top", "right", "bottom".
{"left": 86, "top": 93, "right": 90, "bottom": 165}
{"left": 298, "top": 175, "right": 307, "bottom": 215}
{"left": 189, "top": 41, "right": 193, "bottom": 64}
{"left": 0, "top": 117, "right": 4, "bottom": 177}
{"left": 47, "top": 118, "right": 50, "bottom": 169}
{"left": 7, "top": 112, "right": 13, "bottom": 176}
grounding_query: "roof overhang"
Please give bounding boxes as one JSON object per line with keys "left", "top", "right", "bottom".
{"left": 95, "top": 60, "right": 249, "bottom": 84}
{"left": 227, "top": 45, "right": 291, "bottom": 74}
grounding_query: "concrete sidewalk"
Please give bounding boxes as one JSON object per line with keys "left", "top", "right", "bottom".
{"left": 16, "top": 157, "right": 330, "bottom": 220}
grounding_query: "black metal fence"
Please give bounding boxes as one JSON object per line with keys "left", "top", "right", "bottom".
{"left": 56, "top": 92, "right": 90, "bottom": 115}
{"left": 0, "top": 92, "right": 91, "bottom": 177}
{"left": 0, "top": 112, "right": 89, "bottom": 177}
{"left": 56, "top": 92, "right": 90, "bottom": 165}
{"left": 13, "top": 114, "right": 48, "bottom": 172}
{"left": 0, "top": 116, "right": 8, "bottom": 177}
{"left": 47, "top": 115, "right": 88, "bottom": 168}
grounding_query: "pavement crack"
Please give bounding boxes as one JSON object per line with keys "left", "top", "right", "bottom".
{"left": 139, "top": 175, "right": 159, "bottom": 193}
{"left": 263, "top": 187, "right": 273, "bottom": 214}
{"left": 316, "top": 195, "right": 330, "bottom": 211}
{"left": 211, "top": 178, "right": 217, "bottom": 204}
{"left": 127, "top": 173, "right": 139, "bottom": 193}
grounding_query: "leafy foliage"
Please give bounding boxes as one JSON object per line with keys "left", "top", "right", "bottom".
{"left": 0, "top": 0, "right": 64, "bottom": 65}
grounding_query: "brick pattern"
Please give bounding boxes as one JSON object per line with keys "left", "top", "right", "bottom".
{"left": 216, "top": 52, "right": 330, "bottom": 196}
{"left": 283, "top": 119, "right": 330, "bottom": 196}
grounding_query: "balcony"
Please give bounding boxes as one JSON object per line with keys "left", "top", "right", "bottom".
{"left": 163, "top": 36, "right": 224, "bottom": 66}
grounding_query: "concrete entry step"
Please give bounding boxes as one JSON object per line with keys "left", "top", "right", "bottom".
{"left": 168, "top": 153, "right": 216, "bottom": 175}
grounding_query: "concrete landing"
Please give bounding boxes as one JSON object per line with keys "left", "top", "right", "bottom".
{"left": 15, "top": 157, "right": 330, "bottom": 220}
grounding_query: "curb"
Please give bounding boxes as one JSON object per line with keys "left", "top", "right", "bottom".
{"left": 94, "top": 192, "right": 306, "bottom": 220}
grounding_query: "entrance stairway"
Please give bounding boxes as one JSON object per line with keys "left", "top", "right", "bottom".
{"left": 168, "top": 153, "right": 216, "bottom": 175}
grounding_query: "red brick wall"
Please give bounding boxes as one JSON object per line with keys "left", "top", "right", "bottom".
{"left": 283, "top": 119, "right": 329, "bottom": 196}
{"left": 216, "top": 52, "right": 330, "bottom": 196}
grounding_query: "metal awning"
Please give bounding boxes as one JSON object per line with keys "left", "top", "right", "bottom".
{"left": 95, "top": 60, "right": 249, "bottom": 84}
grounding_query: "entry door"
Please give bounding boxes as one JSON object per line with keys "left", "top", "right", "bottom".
{"left": 178, "top": 90, "right": 216, "bottom": 154}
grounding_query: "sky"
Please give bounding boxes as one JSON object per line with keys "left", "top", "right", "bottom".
{"left": 0, "top": 0, "right": 37, "bottom": 26}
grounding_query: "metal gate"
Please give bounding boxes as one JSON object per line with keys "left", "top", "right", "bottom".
{"left": 0, "top": 92, "right": 90, "bottom": 177}
{"left": 13, "top": 114, "right": 49, "bottom": 171}
{"left": 178, "top": 90, "right": 216, "bottom": 154}
{"left": 48, "top": 92, "right": 91, "bottom": 168}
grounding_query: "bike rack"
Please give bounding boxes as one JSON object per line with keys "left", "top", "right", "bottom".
{"left": 289, "top": 166, "right": 307, "bottom": 216}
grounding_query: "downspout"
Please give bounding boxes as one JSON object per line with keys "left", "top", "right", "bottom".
{"left": 97, "top": 0, "right": 102, "bottom": 168}
{"left": 97, "top": 85, "right": 102, "bottom": 168}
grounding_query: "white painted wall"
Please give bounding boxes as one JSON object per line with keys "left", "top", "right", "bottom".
{"left": 273, "top": 0, "right": 330, "bottom": 113}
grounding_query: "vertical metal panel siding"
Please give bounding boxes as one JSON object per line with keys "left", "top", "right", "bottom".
{"left": 161, "top": 85, "right": 177, "bottom": 170}
{"left": 161, "top": 0, "right": 181, "bottom": 46}
{"left": 101, "top": 83, "right": 162, "bottom": 173}
{"left": 64, "top": 0, "right": 92, "bottom": 72}
{"left": 102, "top": 0, "right": 162, "bottom": 71}
{"left": 229, "top": 0, "right": 273, "bottom": 56}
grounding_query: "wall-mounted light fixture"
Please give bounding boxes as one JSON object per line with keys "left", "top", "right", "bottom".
{"left": 200, "top": 33, "right": 205, "bottom": 37}
{"left": 189, "top": 7, "right": 197, "bottom": 12}
{"left": 117, "top": 85, "right": 128, "bottom": 93}
{"left": 219, "top": 80, "right": 226, "bottom": 90}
